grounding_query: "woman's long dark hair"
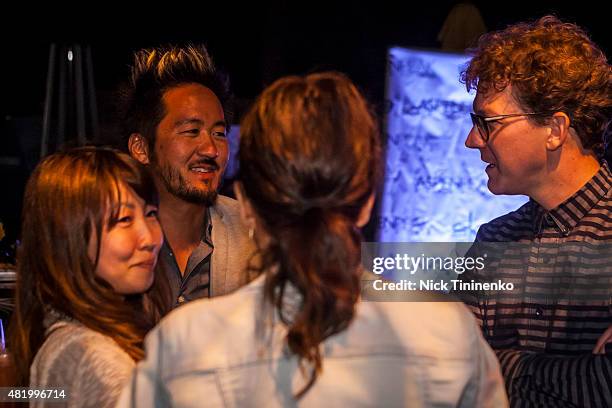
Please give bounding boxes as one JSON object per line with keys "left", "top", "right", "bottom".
{"left": 9, "top": 147, "right": 169, "bottom": 385}
{"left": 238, "top": 72, "right": 382, "bottom": 397}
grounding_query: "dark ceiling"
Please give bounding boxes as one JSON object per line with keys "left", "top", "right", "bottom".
{"left": 0, "top": 1, "right": 608, "bottom": 119}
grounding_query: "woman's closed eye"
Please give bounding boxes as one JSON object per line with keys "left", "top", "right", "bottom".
{"left": 117, "top": 215, "right": 133, "bottom": 224}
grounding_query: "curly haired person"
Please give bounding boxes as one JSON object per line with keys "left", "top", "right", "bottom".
{"left": 461, "top": 15, "right": 612, "bottom": 407}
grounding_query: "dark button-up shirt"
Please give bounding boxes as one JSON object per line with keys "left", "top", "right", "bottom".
{"left": 157, "top": 210, "right": 213, "bottom": 308}
{"left": 462, "top": 162, "right": 612, "bottom": 407}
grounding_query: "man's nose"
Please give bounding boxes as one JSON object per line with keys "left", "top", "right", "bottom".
{"left": 196, "top": 131, "right": 219, "bottom": 158}
{"left": 465, "top": 126, "right": 486, "bottom": 149}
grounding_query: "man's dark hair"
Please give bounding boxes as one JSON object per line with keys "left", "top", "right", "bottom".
{"left": 121, "top": 44, "right": 232, "bottom": 152}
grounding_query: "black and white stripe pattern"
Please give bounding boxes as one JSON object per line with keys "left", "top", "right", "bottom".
{"left": 463, "top": 163, "right": 612, "bottom": 407}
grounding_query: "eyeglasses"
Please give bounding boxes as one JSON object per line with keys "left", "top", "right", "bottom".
{"left": 470, "top": 112, "right": 550, "bottom": 143}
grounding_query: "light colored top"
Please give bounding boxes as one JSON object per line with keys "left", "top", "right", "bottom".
{"left": 208, "top": 195, "right": 257, "bottom": 297}
{"left": 30, "top": 317, "right": 134, "bottom": 408}
{"left": 118, "top": 275, "right": 508, "bottom": 407}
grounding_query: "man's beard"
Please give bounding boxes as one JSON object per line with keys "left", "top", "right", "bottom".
{"left": 153, "top": 161, "right": 219, "bottom": 206}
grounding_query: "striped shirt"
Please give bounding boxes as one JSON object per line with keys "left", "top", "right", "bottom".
{"left": 462, "top": 162, "right": 612, "bottom": 407}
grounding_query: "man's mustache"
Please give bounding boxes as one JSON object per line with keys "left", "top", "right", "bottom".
{"left": 189, "top": 159, "right": 220, "bottom": 171}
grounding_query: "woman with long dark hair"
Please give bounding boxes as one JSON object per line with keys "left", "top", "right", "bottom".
{"left": 10, "top": 147, "right": 167, "bottom": 407}
{"left": 120, "top": 73, "right": 506, "bottom": 407}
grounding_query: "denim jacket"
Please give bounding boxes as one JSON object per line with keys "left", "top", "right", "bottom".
{"left": 118, "top": 274, "right": 507, "bottom": 407}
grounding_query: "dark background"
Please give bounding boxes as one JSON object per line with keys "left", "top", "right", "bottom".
{"left": 1, "top": 1, "right": 609, "bottom": 118}
{"left": 0, "top": 0, "right": 609, "bottom": 247}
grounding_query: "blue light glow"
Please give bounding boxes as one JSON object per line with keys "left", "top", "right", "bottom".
{"left": 379, "top": 47, "right": 527, "bottom": 242}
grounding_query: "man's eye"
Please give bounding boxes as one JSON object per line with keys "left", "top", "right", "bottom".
{"left": 212, "top": 131, "right": 227, "bottom": 138}
{"left": 488, "top": 121, "right": 502, "bottom": 130}
{"left": 181, "top": 129, "right": 199, "bottom": 135}
{"left": 146, "top": 209, "right": 159, "bottom": 218}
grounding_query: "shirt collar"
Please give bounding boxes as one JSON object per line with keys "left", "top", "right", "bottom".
{"left": 202, "top": 207, "right": 213, "bottom": 247}
{"left": 160, "top": 207, "right": 214, "bottom": 258}
{"left": 532, "top": 161, "right": 611, "bottom": 235}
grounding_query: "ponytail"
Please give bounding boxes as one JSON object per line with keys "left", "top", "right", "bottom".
{"left": 238, "top": 72, "right": 382, "bottom": 399}
{"left": 262, "top": 207, "right": 362, "bottom": 397}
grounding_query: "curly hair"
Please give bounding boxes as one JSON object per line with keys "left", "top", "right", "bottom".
{"left": 462, "top": 15, "right": 612, "bottom": 153}
{"left": 121, "top": 44, "right": 232, "bottom": 152}
{"left": 239, "top": 72, "right": 382, "bottom": 398}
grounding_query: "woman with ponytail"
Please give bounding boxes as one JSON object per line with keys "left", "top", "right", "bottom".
{"left": 120, "top": 73, "right": 507, "bottom": 407}
{"left": 10, "top": 147, "right": 167, "bottom": 407}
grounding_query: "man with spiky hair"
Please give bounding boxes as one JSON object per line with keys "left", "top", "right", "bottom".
{"left": 122, "top": 45, "right": 254, "bottom": 313}
{"left": 461, "top": 16, "right": 612, "bottom": 407}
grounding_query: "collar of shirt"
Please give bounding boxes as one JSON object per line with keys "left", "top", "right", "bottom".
{"left": 202, "top": 207, "right": 213, "bottom": 247}
{"left": 531, "top": 161, "right": 612, "bottom": 235}
{"left": 160, "top": 207, "right": 214, "bottom": 289}
{"left": 162, "top": 207, "right": 213, "bottom": 252}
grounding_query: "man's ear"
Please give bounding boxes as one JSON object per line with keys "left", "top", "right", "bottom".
{"left": 128, "top": 133, "right": 151, "bottom": 165}
{"left": 233, "top": 182, "right": 256, "bottom": 229}
{"left": 546, "top": 112, "right": 571, "bottom": 152}
{"left": 356, "top": 193, "right": 376, "bottom": 228}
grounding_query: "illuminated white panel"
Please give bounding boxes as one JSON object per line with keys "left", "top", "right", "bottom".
{"left": 379, "top": 47, "right": 527, "bottom": 242}
{"left": 224, "top": 125, "right": 240, "bottom": 180}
